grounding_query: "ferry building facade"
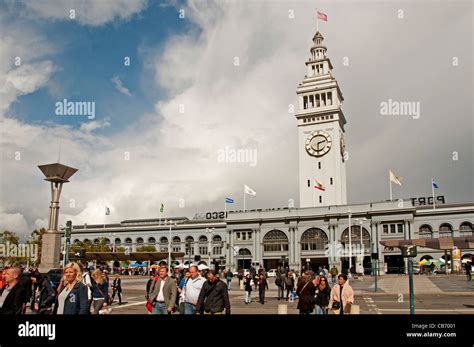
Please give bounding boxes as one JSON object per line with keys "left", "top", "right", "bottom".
{"left": 70, "top": 31, "right": 474, "bottom": 273}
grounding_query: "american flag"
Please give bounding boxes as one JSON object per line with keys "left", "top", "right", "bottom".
{"left": 317, "top": 11, "right": 328, "bottom": 22}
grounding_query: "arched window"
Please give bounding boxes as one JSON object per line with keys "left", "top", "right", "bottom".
{"left": 172, "top": 236, "right": 181, "bottom": 252}
{"left": 418, "top": 225, "right": 433, "bottom": 239}
{"left": 93, "top": 238, "right": 100, "bottom": 245}
{"left": 198, "top": 236, "right": 208, "bottom": 255}
{"left": 185, "top": 236, "right": 194, "bottom": 255}
{"left": 73, "top": 239, "right": 80, "bottom": 244}
{"left": 148, "top": 237, "right": 156, "bottom": 244}
{"left": 125, "top": 238, "right": 132, "bottom": 244}
{"left": 460, "top": 222, "right": 473, "bottom": 236}
{"left": 341, "top": 226, "right": 370, "bottom": 253}
{"left": 263, "top": 230, "right": 288, "bottom": 252}
{"left": 439, "top": 223, "right": 453, "bottom": 237}
{"left": 114, "top": 238, "right": 121, "bottom": 245}
{"left": 136, "top": 237, "right": 144, "bottom": 245}
{"left": 301, "top": 228, "right": 328, "bottom": 251}
{"left": 238, "top": 248, "right": 251, "bottom": 256}
{"left": 212, "top": 235, "right": 223, "bottom": 255}
{"left": 159, "top": 237, "right": 168, "bottom": 252}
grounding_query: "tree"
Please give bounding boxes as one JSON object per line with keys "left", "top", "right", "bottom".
{"left": 136, "top": 245, "right": 157, "bottom": 252}
{"left": 0, "top": 230, "right": 19, "bottom": 245}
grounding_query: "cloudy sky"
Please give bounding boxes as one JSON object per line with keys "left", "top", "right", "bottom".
{"left": 0, "top": 0, "right": 472, "bottom": 237}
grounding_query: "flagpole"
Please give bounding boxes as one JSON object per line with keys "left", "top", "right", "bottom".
{"left": 224, "top": 201, "right": 227, "bottom": 220}
{"left": 316, "top": 8, "right": 319, "bottom": 32}
{"left": 243, "top": 189, "right": 246, "bottom": 212}
{"left": 389, "top": 173, "right": 393, "bottom": 201}
{"left": 432, "top": 178, "right": 436, "bottom": 210}
{"left": 313, "top": 181, "right": 315, "bottom": 207}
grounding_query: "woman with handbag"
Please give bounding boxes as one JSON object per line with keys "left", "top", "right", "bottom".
{"left": 91, "top": 269, "right": 109, "bottom": 314}
{"left": 296, "top": 271, "right": 316, "bottom": 314}
{"left": 328, "top": 274, "right": 354, "bottom": 315}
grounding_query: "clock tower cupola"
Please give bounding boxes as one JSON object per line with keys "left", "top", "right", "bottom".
{"left": 295, "top": 31, "right": 347, "bottom": 208}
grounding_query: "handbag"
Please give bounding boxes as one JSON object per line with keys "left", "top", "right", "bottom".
{"left": 146, "top": 299, "right": 154, "bottom": 313}
{"left": 332, "top": 301, "right": 341, "bottom": 309}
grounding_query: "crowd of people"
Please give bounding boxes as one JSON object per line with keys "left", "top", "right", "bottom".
{"left": 4, "top": 260, "right": 470, "bottom": 315}
{"left": 0, "top": 263, "right": 122, "bottom": 315}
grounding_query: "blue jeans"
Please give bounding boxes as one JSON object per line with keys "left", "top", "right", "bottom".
{"left": 315, "top": 305, "right": 328, "bottom": 315}
{"left": 245, "top": 291, "right": 251, "bottom": 303}
{"left": 184, "top": 302, "right": 197, "bottom": 315}
{"left": 332, "top": 275, "right": 337, "bottom": 283}
{"left": 152, "top": 302, "right": 168, "bottom": 315}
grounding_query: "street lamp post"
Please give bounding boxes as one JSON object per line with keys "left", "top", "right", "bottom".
{"left": 348, "top": 209, "right": 352, "bottom": 278}
{"left": 354, "top": 218, "right": 368, "bottom": 275}
{"left": 168, "top": 221, "right": 177, "bottom": 275}
{"left": 206, "top": 228, "right": 215, "bottom": 267}
{"left": 37, "top": 163, "right": 78, "bottom": 272}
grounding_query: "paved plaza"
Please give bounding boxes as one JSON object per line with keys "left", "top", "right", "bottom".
{"left": 105, "top": 274, "right": 474, "bottom": 315}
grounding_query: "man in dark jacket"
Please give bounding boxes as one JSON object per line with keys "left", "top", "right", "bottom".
{"left": 38, "top": 275, "right": 56, "bottom": 314}
{"left": 196, "top": 269, "right": 230, "bottom": 314}
{"left": 0, "top": 267, "right": 25, "bottom": 314}
{"left": 111, "top": 274, "right": 122, "bottom": 305}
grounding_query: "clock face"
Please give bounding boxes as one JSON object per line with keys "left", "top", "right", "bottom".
{"left": 305, "top": 131, "right": 332, "bottom": 157}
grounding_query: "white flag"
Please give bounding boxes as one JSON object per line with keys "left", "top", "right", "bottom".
{"left": 244, "top": 184, "right": 257, "bottom": 196}
{"left": 389, "top": 170, "right": 402, "bottom": 186}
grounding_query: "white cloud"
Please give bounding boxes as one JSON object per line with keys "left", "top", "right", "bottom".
{"left": 80, "top": 119, "right": 111, "bottom": 133}
{"left": 111, "top": 76, "right": 132, "bottom": 96}
{"left": 0, "top": 209, "right": 29, "bottom": 236}
{"left": 0, "top": 0, "right": 472, "bottom": 237}
{"left": 21, "top": 0, "right": 148, "bottom": 26}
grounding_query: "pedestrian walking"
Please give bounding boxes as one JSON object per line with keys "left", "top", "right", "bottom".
{"left": 329, "top": 274, "right": 354, "bottom": 315}
{"left": 244, "top": 274, "right": 252, "bottom": 304}
{"left": 296, "top": 271, "right": 316, "bottom": 314}
{"left": 53, "top": 262, "right": 89, "bottom": 315}
{"left": 284, "top": 272, "right": 294, "bottom": 300}
{"left": 225, "top": 269, "right": 233, "bottom": 290}
{"left": 330, "top": 265, "right": 338, "bottom": 284}
{"left": 147, "top": 266, "right": 177, "bottom": 315}
{"left": 0, "top": 267, "right": 25, "bottom": 314}
{"left": 465, "top": 261, "right": 472, "bottom": 281}
{"left": 258, "top": 273, "right": 268, "bottom": 304}
{"left": 182, "top": 265, "right": 205, "bottom": 315}
{"left": 111, "top": 274, "right": 122, "bottom": 305}
{"left": 275, "top": 267, "right": 285, "bottom": 300}
{"left": 314, "top": 276, "right": 331, "bottom": 314}
{"left": 37, "top": 274, "right": 56, "bottom": 314}
{"left": 196, "top": 269, "right": 230, "bottom": 314}
{"left": 91, "top": 269, "right": 109, "bottom": 314}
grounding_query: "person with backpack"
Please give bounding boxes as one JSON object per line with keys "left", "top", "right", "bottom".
{"left": 82, "top": 268, "right": 93, "bottom": 309}
{"left": 284, "top": 271, "right": 295, "bottom": 300}
{"left": 196, "top": 269, "right": 230, "bottom": 314}
{"left": 37, "top": 274, "right": 56, "bottom": 314}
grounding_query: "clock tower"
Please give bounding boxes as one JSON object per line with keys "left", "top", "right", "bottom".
{"left": 295, "top": 31, "right": 347, "bottom": 208}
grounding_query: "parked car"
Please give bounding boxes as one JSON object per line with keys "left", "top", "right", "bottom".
{"left": 232, "top": 269, "right": 250, "bottom": 277}
{"left": 267, "top": 269, "right": 277, "bottom": 277}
